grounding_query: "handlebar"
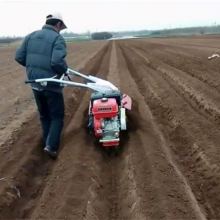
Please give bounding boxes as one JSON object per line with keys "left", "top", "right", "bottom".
{"left": 25, "top": 73, "right": 72, "bottom": 85}
{"left": 25, "top": 80, "right": 36, "bottom": 84}
{"left": 23, "top": 68, "right": 118, "bottom": 93}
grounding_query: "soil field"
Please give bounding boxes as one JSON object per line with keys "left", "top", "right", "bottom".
{"left": 1, "top": 36, "right": 220, "bottom": 220}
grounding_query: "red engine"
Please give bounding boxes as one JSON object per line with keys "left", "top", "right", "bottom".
{"left": 88, "top": 90, "right": 131, "bottom": 149}
{"left": 91, "top": 97, "right": 120, "bottom": 147}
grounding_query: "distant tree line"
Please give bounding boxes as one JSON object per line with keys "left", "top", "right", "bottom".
{"left": 150, "top": 25, "right": 220, "bottom": 36}
{"left": 91, "top": 32, "right": 113, "bottom": 40}
{"left": 61, "top": 31, "right": 80, "bottom": 38}
{"left": 0, "top": 36, "right": 23, "bottom": 44}
{"left": 111, "top": 29, "right": 150, "bottom": 37}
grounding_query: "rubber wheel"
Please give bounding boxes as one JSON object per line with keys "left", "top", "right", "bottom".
{"left": 106, "top": 147, "right": 111, "bottom": 156}
{"left": 114, "top": 146, "right": 120, "bottom": 156}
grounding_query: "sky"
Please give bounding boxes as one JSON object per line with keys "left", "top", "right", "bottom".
{"left": 0, "top": 0, "right": 219, "bottom": 36}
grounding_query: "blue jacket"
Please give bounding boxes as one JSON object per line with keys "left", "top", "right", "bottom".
{"left": 15, "top": 24, "right": 68, "bottom": 93}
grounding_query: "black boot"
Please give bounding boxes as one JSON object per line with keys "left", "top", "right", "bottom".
{"left": 44, "top": 145, "right": 58, "bottom": 159}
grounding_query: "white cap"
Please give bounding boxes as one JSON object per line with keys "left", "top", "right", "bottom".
{"left": 46, "top": 12, "right": 67, "bottom": 30}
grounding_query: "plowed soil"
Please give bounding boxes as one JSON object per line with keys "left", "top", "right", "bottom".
{"left": 1, "top": 36, "right": 220, "bottom": 220}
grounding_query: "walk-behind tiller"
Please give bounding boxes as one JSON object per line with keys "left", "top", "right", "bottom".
{"left": 25, "top": 68, "right": 132, "bottom": 154}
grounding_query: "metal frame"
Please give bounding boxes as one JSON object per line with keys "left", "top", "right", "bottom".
{"left": 25, "top": 68, "right": 119, "bottom": 94}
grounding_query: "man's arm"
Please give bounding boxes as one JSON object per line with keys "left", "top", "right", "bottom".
{"left": 51, "top": 35, "right": 68, "bottom": 75}
{"left": 15, "top": 34, "right": 31, "bottom": 67}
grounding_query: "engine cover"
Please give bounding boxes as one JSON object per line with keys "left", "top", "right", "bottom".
{"left": 92, "top": 98, "right": 118, "bottom": 119}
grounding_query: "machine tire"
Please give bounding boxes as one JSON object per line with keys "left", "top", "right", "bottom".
{"left": 114, "top": 146, "right": 120, "bottom": 156}
{"left": 106, "top": 146, "right": 118, "bottom": 157}
{"left": 106, "top": 147, "right": 111, "bottom": 156}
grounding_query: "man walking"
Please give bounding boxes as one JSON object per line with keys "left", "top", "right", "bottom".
{"left": 15, "top": 12, "right": 68, "bottom": 159}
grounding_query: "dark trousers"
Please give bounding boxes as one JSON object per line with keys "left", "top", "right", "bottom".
{"left": 32, "top": 89, "right": 65, "bottom": 151}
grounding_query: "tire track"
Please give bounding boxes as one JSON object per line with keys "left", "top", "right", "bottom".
{"left": 81, "top": 41, "right": 145, "bottom": 220}
{"left": 120, "top": 42, "right": 220, "bottom": 219}
{"left": 117, "top": 42, "right": 202, "bottom": 219}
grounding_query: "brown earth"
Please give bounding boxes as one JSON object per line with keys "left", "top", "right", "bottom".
{"left": 1, "top": 36, "right": 220, "bottom": 219}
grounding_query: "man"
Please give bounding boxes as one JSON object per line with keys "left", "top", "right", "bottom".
{"left": 15, "top": 12, "right": 68, "bottom": 159}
